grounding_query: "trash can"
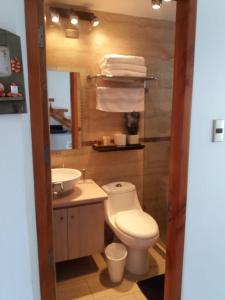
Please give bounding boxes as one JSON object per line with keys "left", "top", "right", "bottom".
{"left": 105, "top": 243, "right": 127, "bottom": 283}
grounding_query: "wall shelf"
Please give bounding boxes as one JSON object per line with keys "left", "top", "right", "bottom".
{"left": 0, "top": 97, "right": 26, "bottom": 114}
{"left": 0, "top": 96, "right": 24, "bottom": 101}
{"left": 0, "top": 29, "right": 27, "bottom": 114}
{"left": 93, "top": 143, "right": 145, "bottom": 152}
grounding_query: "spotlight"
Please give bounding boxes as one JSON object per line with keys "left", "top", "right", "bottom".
{"left": 51, "top": 11, "right": 60, "bottom": 23}
{"left": 70, "top": 14, "right": 79, "bottom": 26}
{"left": 152, "top": 0, "right": 162, "bottom": 9}
{"left": 91, "top": 16, "right": 100, "bottom": 27}
{"left": 163, "top": 0, "right": 172, "bottom": 2}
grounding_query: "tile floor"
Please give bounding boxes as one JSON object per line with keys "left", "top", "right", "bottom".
{"left": 56, "top": 247, "right": 165, "bottom": 300}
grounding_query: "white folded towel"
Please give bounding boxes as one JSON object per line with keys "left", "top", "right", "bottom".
{"left": 101, "top": 69, "right": 146, "bottom": 77}
{"left": 100, "top": 63, "right": 147, "bottom": 73}
{"left": 96, "top": 87, "right": 144, "bottom": 112}
{"left": 101, "top": 54, "right": 145, "bottom": 66}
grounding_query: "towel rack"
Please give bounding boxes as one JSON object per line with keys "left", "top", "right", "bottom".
{"left": 87, "top": 74, "right": 158, "bottom": 81}
{"left": 87, "top": 74, "right": 158, "bottom": 92}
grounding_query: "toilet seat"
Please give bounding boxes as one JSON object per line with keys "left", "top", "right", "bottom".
{"left": 115, "top": 209, "right": 159, "bottom": 239}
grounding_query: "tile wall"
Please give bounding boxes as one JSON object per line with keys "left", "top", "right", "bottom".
{"left": 46, "top": 9, "right": 175, "bottom": 240}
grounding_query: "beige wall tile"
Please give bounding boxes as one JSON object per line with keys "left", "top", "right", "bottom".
{"left": 47, "top": 9, "right": 174, "bottom": 243}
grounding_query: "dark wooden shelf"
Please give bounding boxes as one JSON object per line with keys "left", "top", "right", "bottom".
{"left": 0, "top": 97, "right": 26, "bottom": 114}
{"left": 0, "top": 29, "right": 27, "bottom": 114}
{"left": 0, "top": 96, "right": 24, "bottom": 101}
{"left": 92, "top": 143, "right": 145, "bottom": 152}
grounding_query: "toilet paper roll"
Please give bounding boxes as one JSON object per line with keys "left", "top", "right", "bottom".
{"left": 114, "top": 134, "right": 126, "bottom": 146}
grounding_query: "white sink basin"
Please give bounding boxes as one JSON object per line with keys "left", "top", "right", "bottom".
{"left": 52, "top": 168, "right": 81, "bottom": 195}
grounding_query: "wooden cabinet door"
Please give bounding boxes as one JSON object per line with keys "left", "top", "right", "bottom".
{"left": 68, "top": 202, "right": 104, "bottom": 260}
{"left": 53, "top": 208, "right": 68, "bottom": 262}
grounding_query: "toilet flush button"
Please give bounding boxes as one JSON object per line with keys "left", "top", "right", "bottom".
{"left": 213, "top": 119, "right": 224, "bottom": 142}
{"left": 116, "top": 183, "right": 122, "bottom": 187}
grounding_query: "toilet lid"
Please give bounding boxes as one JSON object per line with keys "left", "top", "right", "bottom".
{"left": 115, "top": 210, "right": 159, "bottom": 239}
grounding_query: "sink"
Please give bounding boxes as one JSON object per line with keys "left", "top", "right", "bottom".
{"left": 51, "top": 168, "right": 82, "bottom": 195}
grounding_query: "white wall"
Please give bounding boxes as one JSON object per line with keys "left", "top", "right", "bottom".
{"left": 182, "top": 0, "right": 225, "bottom": 299}
{"left": 0, "top": 1, "right": 40, "bottom": 300}
{"left": 1, "top": 0, "right": 225, "bottom": 299}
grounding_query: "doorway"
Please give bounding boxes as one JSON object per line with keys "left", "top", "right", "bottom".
{"left": 24, "top": 0, "right": 197, "bottom": 299}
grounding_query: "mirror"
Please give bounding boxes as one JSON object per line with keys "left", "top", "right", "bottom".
{"left": 47, "top": 70, "right": 81, "bottom": 151}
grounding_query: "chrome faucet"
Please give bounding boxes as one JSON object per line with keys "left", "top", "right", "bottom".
{"left": 82, "top": 169, "right": 86, "bottom": 183}
{"left": 52, "top": 182, "right": 64, "bottom": 199}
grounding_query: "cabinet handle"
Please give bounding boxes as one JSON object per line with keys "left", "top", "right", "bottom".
{"left": 60, "top": 217, "right": 64, "bottom": 221}
{"left": 70, "top": 215, "right": 74, "bottom": 219}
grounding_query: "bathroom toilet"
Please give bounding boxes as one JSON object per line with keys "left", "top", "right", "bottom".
{"left": 102, "top": 182, "right": 159, "bottom": 275}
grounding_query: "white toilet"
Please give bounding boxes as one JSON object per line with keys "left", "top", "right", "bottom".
{"left": 102, "top": 182, "right": 159, "bottom": 275}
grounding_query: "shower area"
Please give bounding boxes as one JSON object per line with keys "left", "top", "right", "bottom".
{"left": 143, "top": 22, "right": 175, "bottom": 247}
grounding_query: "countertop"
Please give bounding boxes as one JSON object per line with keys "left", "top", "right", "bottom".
{"left": 52, "top": 179, "right": 108, "bottom": 209}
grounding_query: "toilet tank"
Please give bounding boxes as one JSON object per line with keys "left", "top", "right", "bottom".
{"left": 102, "top": 182, "right": 141, "bottom": 215}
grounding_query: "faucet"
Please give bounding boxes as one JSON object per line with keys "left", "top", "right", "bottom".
{"left": 52, "top": 182, "right": 64, "bottom": 199}
{"left": 82, "top": 169, "right": 86, "bottom": 183}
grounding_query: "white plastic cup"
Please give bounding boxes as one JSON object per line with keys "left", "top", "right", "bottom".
{"left": 105, "top": 243, "right": 127, "bottom": 283}
{"left": 113, "top": 134, "right": 126, "bottom": 146}
{"left": 127, "top": 134, "right": 139, "bottom": 145}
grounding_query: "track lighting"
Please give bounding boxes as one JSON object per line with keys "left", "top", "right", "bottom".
{"left": 51, "top": 11, "right": 60, "bottom": 23}
{"left": 49, "top": 6, "right": 100, "bottom": 38}
{"left": 91, "top": 16, "right": 100, "bottom": 27}
{"left": 152, "top": 0, "right": 162, "bottom": 10}
{"left": 152, "top": 0, "right": 174, "bottom": 9}
{"left": 70, "top": 14, "right": 79, "bottom": 26}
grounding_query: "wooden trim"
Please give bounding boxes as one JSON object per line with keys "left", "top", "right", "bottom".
{"left": 70, "top": 72, "right": 80, "bottom": 149}
{"left": 24, "top": 0, "right": 56, "bottom": 299}
{"left": 164, "top": 0, "right": 197, "bottom": 299}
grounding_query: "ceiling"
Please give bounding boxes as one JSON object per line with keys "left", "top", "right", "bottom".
{"left": 46, "top": 0, "right": 176, "bottom": 22}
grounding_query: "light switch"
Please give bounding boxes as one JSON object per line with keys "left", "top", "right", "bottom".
{"left": 213, "top": 119, "right": 224, "bottom": 142}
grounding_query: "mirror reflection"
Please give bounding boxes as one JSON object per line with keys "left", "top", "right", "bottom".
{"left": 47, "top": 70, "right": 81, "bottom": 151}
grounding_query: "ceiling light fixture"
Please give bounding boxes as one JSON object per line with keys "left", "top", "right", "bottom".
{"left": 163, "top": 0, "right": 172, "bottom": 2}
{"left": 152, "top": 0, "right": 162, "bottom": 9}
{"left": 51, "top": 11, "right": 60, "bottom": 23}
{"left": 49, "top": 6, "right": 100, "bottom": 33}
{"left": 70, "top": 14, "right": 79, "bottom": 26}
{"left": 91, "top": 16, "right": 100, "bottom": 27}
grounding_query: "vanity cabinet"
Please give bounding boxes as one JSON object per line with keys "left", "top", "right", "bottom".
{"left": 53, "top": 208, "right": 68, "bottom": 262}
{"left": 53, "top": 202, "right": 104, "bottom": 263}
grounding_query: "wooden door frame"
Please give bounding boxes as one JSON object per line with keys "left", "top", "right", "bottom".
{"left": 24, "top": 1, "right": 56, "bottom": 299}
{"left": 70, "top": 72, "right": 80, "bottom": 149}
{"left": 165, "top": 1, "right": 197, "bottom": 299}
{"left": 24, "top": 0, "right": 197, "bottom": 299}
